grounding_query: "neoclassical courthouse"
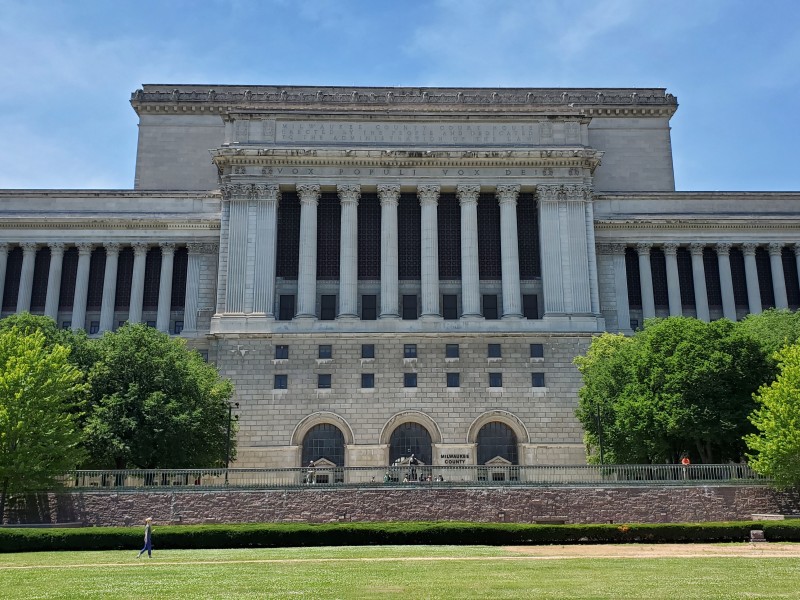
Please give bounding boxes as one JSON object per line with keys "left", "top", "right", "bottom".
{"left": 2, "top": 85, "right": 798, "bottom": 472}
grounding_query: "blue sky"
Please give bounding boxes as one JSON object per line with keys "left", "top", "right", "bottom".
{"left": 1, "top": 0, "right": 798, "bottom": 191}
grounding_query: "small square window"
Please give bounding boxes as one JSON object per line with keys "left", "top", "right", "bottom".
{"left": 532, "top": 373, "right": 546, "bottom": 388}
{"left": 447, "top": 372, "right": 460, "bottom": 388}
{"left": 198, "top": 350, "right": 209, "bottom": 362}
{"left": 445, "top": 344, "right": 459, "bottom": 358}
{"left": 318, "top": 374, "right": 332, "bottom": 389}
{"left": 404, "top": 344, "right": 417, "bottom": 359}
{"left": 146, "top": 320, "right": 156, "bottom": 328}
{"left": 62, "top": 321, "right": 71, "bottom": 329}
{"left": 275, "top": 345, "right": 289, "bottom": 359}
{"left": 488, "top": 343, "right": 502, "bottom": 358}
{"left": 89, "top": 321, "right": 100, "bottom": 334}
{"left": 274, "top": 374, "right": 288, "bottom": 389}
{"left": 361, "top": 344, "right": 375, "bottom": 359}
{"left": 489, "top": 372, "right": 503, "bottom": 388}
{"left": 361, "top": 295, "right": 377, "bottom": 320}
{"left": 318, "top": 345, "right": 332, "bottom": 359}
{"left": 361, "top": 373, "right": 375, "bottom": 388}
{"left": 530, "top": 343, "right": 544, "bottom": 358}
{"left": 404, "top": 372, "right": 417, "bottom": 388}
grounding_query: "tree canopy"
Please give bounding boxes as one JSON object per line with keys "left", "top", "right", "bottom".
{"left": 0, "top": 327, "right": 86, "bottom": 522}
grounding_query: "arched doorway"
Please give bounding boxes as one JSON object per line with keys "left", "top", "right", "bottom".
{"left": 476, "top": 421, "right": 518, "bottom": 465}
{"left": 301, "top": 423, "right": 345, "bottom": 466}
{"left": 388, "top": 422, "right": 432, "bottom": 466}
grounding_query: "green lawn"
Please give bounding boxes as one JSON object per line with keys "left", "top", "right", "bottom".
{"left": 1, "top": 546, "right": 799, "bottom": 599}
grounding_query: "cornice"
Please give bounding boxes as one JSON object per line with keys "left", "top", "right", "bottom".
{"left": 131, "top": 85, "right": 677, "bottom": 118}
{"left": 0, "top": 218, "right": 220, "bottom": 230}
{"left": 596, "top": 219, "right": 800, "bottom": 231}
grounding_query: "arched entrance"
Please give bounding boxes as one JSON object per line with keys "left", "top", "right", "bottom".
{"left": 476, "top": 421, "right": 519, "bottom": 465}
{"left": 301, "top": 423, "right": 345, "bottom": 466}
{"left": 388, "top": 422, "right": 432, "bottom": 466}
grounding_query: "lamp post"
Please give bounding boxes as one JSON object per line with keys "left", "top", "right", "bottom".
{"left": 224, "top": 401, "right": 239, "bottom": 484}
{"left": 595, "top": 405, "right": 605, "bottom": 465}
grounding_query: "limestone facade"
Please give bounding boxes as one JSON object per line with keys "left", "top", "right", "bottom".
{"left": 1, "top": 85, "right": 799, "bottom": 469}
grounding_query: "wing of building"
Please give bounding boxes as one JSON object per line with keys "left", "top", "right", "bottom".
{"left": 2, "top": 85, "right": 798, "bottom": 471}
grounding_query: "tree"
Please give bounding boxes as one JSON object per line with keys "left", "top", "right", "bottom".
{"left": 746, "top": 343, "right": 800, "bottom": 487}
{"left": 0, "top": 328, "right": 86, "bottom": 522}
{"left": 575, "top": 317, "right": 770, "bottom": 464}
{"left": 82, "top": 324, "right": 235, "bottom": 469}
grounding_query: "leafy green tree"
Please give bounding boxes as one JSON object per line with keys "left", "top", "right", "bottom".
{"left": 746, "top": 343, "right": 800, "bottom": 487}
{"left": 0, "top": 328, "right": 86, "bottom": 522}
{"left": 82, "top": 324, "right": 234, "bottom": 469}
{"left": 739, "top": 309, "right": 800, "bottom": 367}
{"left": 576, "top": 317, "right": 770, "bottom": 464}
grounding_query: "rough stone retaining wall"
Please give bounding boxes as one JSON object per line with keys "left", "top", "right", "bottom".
{"left": 8, "top": 486, "right": 800, "bottom": 526}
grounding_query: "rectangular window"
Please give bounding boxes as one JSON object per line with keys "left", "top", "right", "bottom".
{"left": 198, "top": 349, "right": 209, "bottom": 362}
{"left": 146, "top": 320, "right": 156, "bottom": 328}
{"left": 320, "top": 294, "right": 336, "bottom": 320}
{"left": 445, "top": 344, "right": 459, "bottom": 358}
{"left": 530, "top": 343, "right": 544, "bottom": 358}
{"left": 442, "top": 294, "right": 458, "bottom": 320}
{"left": 402, "top": 294, "right": 417, "bottom": 320}
{"left": 361, "top": 344, "right": 375, "bottom": 359}
{"left": 488, "top": 343, "right": 502, "bottom": 358}
{"left": 275, "top": 345, "right": 289, "bottom": 359}
{"left": 489, "top": 372, "right": 503, "bottom": 388}
{"left": 173, "top": 320, "right": 184, "bottom": 334}
{"left": 361, "top": 294, "right": 377, "bottom": 320}
{"left": 361, "top": 373, "right": 375, "bottom": 388}
{"left": 532, "top": 372, "right": 546, "bottom": 388}
{"left": 318, "top": 374, "right": 332, "bottom": 389}
{"left": 318, "top": 344, "right": 332, "bottom": 359}
{"left": 89, "top": 321, "right": 100, "bottom": 334}
{"left": 278, "top": 295, "right": 295, "bottom": 321}
{"left": 404, "top": 372, "right": 417, "bottom": 388}
{"left": 447, "top": 372, "right": 460, "bottom": 387}
{"left": 523, "top": 294, "right": 538, "bottom": 319}
{"left": 274, "top": 374, "right": 288, "bottom": 389}
{"left": 404, "top": 344, "right": 417, "bottom": 359}
{"left": 483, "top": 294, "right": 498, "bottom": 320}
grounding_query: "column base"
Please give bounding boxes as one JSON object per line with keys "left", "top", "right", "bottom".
{"left": 293, "top": 314, "right": 318, "bottom": 322}
{"left": 501, "top": 313, "right": 524, "bottom": 320}
{"left": 460, "top": 313, "right": 484, "bottom": 321}
{"left": 379, "top": 313, "right": 401, "bottom": 320}
{"left": 419, "top": 314, "right": 443, "bottom": 321}
{"left": 336, "top": 313, "right": 359, "bottom": 321}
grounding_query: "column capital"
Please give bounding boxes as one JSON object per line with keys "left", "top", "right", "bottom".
{"left": 417, "top": 184, "right": 440, "bottom": 206}
{"left": 0, "top": 242, "right": 7, "bottom": 253}
{"left": 689, "top": 243, "right": 705, "bottom": 256}
{"left": 104, "top": 241, "right": 121, "bottom": 254}
{"left": 596, "top": 244, "right": 614, "bottom": 255}
{"left": 715, "top": 242, "right": 732, "bottom": 256}
{"left": 768, "top": 242, "right": 784, "bottom": 256}
{"left": 253, "top": 183, "right": 281, "bottom": 203}
{"left": 742, "top": 242, "right": 759, "bottom": 256}
{"left": 635, "top": 242, "right": 652, "bottom": 256}
{"left": 20, "top": 242, "right": 38, "bottom": 253}
{"left": 336, "top": 184, "right": 361, "bottom": 205}
{"left": 187, "top": 242, "right": 219, "bottom": 255}
{"left": 297, "top": 184, "right": 321, "bottom": 205}
{"left": 159, "top": 241, "right": 176, "bottom": 254}
{"left": 377, "top": 184, "right": 401, "bottom": 206}
{"left": 496, "top": 184, "right": 520, "bottom": 205}
{"left": 132, "top": 242, "right": 149, "bottom": 256}
{"left": 76, "top": 242, "right": 94, "bottom": 255}
{"left": 48, "top": 242, "right": 66, "bottom": 254}
{"left": 456, "top": 184, "right": 480, "bottom": 205}
{"left": 222, "top": 183, "right": 255, "bottom": 200}
{"left": 537, "top": 183, "right": 591, "bottom": 203}
{"left": 662, "top": 242, "right": 679, "bottom": 256}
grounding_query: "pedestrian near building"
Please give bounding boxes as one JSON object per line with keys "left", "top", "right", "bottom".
{"left": 137, "top": 517, "right": 153, "bottom": 558}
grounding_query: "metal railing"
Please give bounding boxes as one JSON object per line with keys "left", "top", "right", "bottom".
{"left": 59, "top": 463, "right": 767, "bottom": 491}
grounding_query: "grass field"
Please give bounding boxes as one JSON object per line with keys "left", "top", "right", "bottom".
{"left": 2, "top": 545, "right": 800, "bottom": 599}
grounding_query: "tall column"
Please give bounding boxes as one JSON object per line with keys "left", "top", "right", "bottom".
{"left": 611, "top": 244, "right": 631, "bottom": 330}
{"left": 337, "top": 184, "right": 360, "bottom": 319}
{"left": 128, "top": 242, "right": 148, "bottom": 324}
{"left": 769, "top": 243, "right": 788, "bottom": 309}
{"left": 71, "top": 242, "right": 93, "bottom": 331}
{"left": 252, "top": 184, "right": 280, "bottom": 317}
{"left": 156, "top": 242, "right": 175, "bottom": 332}
{"left": 497, "top": 184, "right": 523, "bottom": 319}
{"left": 295, "top": 184, "right": 321, "bottom": 319}
{"left": 418, "top": 184, "right": 441, "bottom": 319}
{"left": 716, "top": 243, "right": 737, "bottom": 321}
{"left": 44, "top": 242, "right": 65, "bottom": 320}
{"left": 742, "top": 243, "right": 762, "bottom": 315}
{"left": 456, "top": 184, "right": 481, "bottom": 319}
{"left": 16, "top": 242, "right": 38, "bottom": 313}
{"left": 378, "top": 184, "right": 400, "bottom": 319}
{"left": 0, "top": 243, "right": 8, "bottom": 313}
{"left": 222, "top": 184, "right": 250, "bottom": 314}
{"left": 99, "top": 242, "right": 120, "bottom": 333}
{"left": 636, "top": 242, "right": 656, "bottom": 319}
{"left": 584, "top": 191, "right": 601, "bottom": 315}
{"left": 689, "top": 243, "right": 709, "bottom": 322}
{"left": 663, "top": 242, "right": 682, "bottom": 316}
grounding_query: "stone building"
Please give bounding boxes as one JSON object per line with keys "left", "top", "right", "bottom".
{"left": 1, "top": 85, "right": 798, "bottom": 472}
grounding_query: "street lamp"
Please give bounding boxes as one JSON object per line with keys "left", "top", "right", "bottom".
{"left": 224, "top": 401, "right": 239, "bottom": 484}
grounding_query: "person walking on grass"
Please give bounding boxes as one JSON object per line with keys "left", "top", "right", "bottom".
{"left": 137, "top": 517, "right": 153, "bottom": 558}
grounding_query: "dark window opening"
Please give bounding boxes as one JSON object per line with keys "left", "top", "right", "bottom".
{"left": 320, "top": 294, "right": 336, "bottom": 320}
{"left": 442, "top": 294, "right": 458, "bottom": 320}
{"left": 523, "top": 294, "right": 538, "bottom": 319}
{"left": 361, "top": 294, "right": 377, "bottom": 320}
{"left": 279, "top": 295, "right": 295, "bottom": 320}
{"left": 276, "top": 191, "right": 301, "bottom": 279}
{"left": 318, "top": 374, "right": 332, "bottom": 389}
{"left": 483, "top": 294, "right": 499, "bottom": 319}
{"left": 302, "top": 423, "right": 345, "bottom": 467}
{"left": 361, "top": 344, "right": 375, "bottom": 359}
{"left": 477, "top": 421, "right": 518, "bottom": 465}
{"left": 402, "top": 294, "right": 417, "bottom": 320}
{"left": 489, "top": 372, "right": 503, "bottom": 388}
{"left": 404, "top": 372, "right": 417, "bottom": 388}
{"left": 388, "top": 422, "right": 432, "bottom": 466}
{"left": 445, "top": 344, "right": 459, "bottom": 358}
{"left": 530, "top": 343, "right": 544, "bottom": 358}
{"left": 358, "top": 193, "right": 381, "bottom": 280}
{"left": 447, "top": 372, "right": 460, "bottom": 387}
{"left": 398, "top": 193, "right": 421, "bottom": 280}
{"left": 274, "top": 374, "right": 288, "bottom": 389}
{"left": 361, "top": 373, "right": 374, "bottom": 388}
{"left": 404, "top": 344, "right": 417, "bottom": 358}
{"left": 318, "top": 345, "right": 332, "bottom": 359}
{"left": 438, "top": 192, "right": 461, "bottom": 279}
{"left": 488, "top": 343, "right": 502, "bottom": 358}
{"left": 275, "top": 345, "right": 289, "bottom": 359}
